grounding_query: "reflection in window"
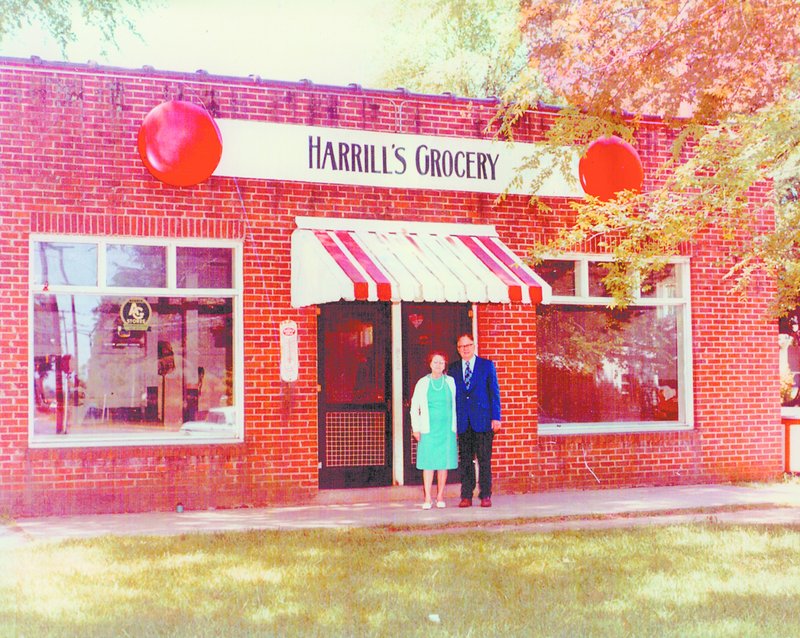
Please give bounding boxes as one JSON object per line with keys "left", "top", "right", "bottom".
{"left": 640, "top": 264, "right": 678, "bottom": 299}
{"left": 32, "top": 294, "right": 234, "bottom": 436}
{"left": 323, "top": 319, "right": 384, "bottom": 405}
{"left": 587, "top": 261, "right": 612, "bottom": 297}
{"left": 177, "top": 247, "right": 233, "bottom": 288}
{"left": 33, "top": 242, "right": 97, "bottom": 286}
{"left": 537, "top": 305, "right": 679, "bottom": 423}
{"left": 30, "top": 237, "right": 240, "bottom": 444}
{"left": 536, "top": 257, "right": 689, "bottom": 431}
{"left": 537, "top": 260, "right": 575, "bottom": 296}
{"left": 107, "top": 244, "right": 167, "bottom": 288}
{"left": 780, "top": 310, "right": 800, "bottom": 406}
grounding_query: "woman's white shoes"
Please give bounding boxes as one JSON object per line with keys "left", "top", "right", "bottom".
{"left": 422, "top": 502, "right": 432, "bottom": 510}
{"left": 436, "top": 500, "right": 446, "bottom": 508}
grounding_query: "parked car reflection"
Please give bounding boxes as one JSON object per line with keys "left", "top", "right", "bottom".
{"left": 179, "top": 406, "right": 237, "bottom": 435}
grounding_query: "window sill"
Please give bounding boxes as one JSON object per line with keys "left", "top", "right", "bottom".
{"left": 538, "top": 421, "right": 693, "bottom": 436}
{"left": 29, "top": 433, "right": 244, "bottom": 448}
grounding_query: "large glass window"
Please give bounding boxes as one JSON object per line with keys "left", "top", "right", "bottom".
{"left": 779, "top": 310, "right": 800, "bottom": 407}
{"left": 536, "top": 257, "right": 692, "bottom": 434}
{"left": 30, "top": 238, "right": 242, "bottom": 447}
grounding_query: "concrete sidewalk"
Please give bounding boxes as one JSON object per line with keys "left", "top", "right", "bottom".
{"left": 4, "top": 482, "right": 800, "bottom": 547}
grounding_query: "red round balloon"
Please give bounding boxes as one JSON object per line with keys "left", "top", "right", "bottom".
{"left": 137, "top": 101, "right": 223, "bottom": 187}
{"left": 578, "top": 136, "right": 644, "bottom": 201}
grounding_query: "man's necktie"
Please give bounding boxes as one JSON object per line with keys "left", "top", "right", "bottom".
{"left": 464, "top": 361, "right": 472, "bottom": 390}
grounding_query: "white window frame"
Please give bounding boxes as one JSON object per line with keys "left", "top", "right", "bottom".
{"left": 538, "top": 254, "right": 694, "bottom": 435}
{"left": 28, "top": 234, "right": 245, "bottom": 448}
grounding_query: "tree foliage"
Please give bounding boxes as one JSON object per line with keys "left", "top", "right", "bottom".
{"left": 519, "top": 0, "right": 800, "bottom": 121}
{"left": 500, "top": 0, "right": 800, "bottom": 315}
{"left": 378, "top": 0, "right": 539, "bottom": 99}
{"left": 0, "top": 0, "right": 146, "bottom": 54}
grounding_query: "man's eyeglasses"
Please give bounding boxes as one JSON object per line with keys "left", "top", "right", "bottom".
{"left": 457, "top": 343, "right": 474, "bottom": 349}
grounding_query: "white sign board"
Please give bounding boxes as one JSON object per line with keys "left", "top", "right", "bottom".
{"left": 214, "top": 120, "right": 582, "bottom": 198}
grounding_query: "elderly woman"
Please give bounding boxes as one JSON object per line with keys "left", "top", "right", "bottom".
{"left": 410, "top": 350, "right": 458, "bottom": 509}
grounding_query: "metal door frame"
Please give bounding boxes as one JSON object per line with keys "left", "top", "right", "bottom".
{"left": 317, "top": 302, "right": 392, "bottom": 489}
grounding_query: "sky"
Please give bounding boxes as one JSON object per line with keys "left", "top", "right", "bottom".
{"left": 0, "top": 0, "right": 400, "bottom": 88}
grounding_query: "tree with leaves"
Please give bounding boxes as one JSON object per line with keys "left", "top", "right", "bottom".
{"left": 378, "top": 0, "right": 539, "bottom": 99}
{"left": 498, "top": 0, "right": 800, "bottom": 316}
{"left": 0, "top": 0, "right": 146, "bottom": 54}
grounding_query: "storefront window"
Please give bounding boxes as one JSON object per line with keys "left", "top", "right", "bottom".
{"left": 30, "top": 238, "right": 241, "bottom": 446}
{"left": 779, "top": 310, "right": 800, "bottom": 407}
{"left": 536, "top": 258, "right": 692, "bottom": 434}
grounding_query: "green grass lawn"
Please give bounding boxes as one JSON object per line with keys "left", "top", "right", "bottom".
{"left": 2, "top": 523, "right": 800, "bottom": 637}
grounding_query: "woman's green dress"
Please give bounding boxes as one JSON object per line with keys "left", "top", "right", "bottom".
{"left": 416, "top": 375, "right": 458, "bottom": 470}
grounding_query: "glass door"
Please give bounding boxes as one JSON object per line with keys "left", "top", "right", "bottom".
{"left": 318, "top": 302, "right": 392, "bottom": 488}
{"left": 402, "top": 303, "right": 471, "bottom": 485}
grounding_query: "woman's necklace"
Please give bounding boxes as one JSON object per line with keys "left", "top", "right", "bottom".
{"left": 430, "top": 375, "right": 445, "bottom": 391}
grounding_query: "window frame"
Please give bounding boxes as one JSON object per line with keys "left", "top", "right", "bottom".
{"left": 28, "top": 234, "right": 245, "bottom": 448}
{"left": 537, "top": 254, "right": 694, "bottom": 435}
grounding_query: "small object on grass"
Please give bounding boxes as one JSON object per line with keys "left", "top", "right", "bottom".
{"left": 428, "top": 614, "right": 441, "bottom": 623}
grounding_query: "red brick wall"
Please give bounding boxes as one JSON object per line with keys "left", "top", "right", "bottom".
{"left": 0, "top": 58, "right": 783, "bottom": 516}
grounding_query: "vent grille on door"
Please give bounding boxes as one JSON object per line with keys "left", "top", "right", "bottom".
{"left": 325, "top": 411, "right": 385, "bottom": 467}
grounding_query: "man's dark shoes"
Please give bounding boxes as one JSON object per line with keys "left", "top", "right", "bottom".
{"left": 458, "top": 498, "right": 472, "bottom": 508}
{"left": 480, "top": 497, "right": 492, "bottom": 508}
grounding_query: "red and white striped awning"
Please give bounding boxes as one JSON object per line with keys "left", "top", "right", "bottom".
{"left": 291, "top": 217, "right": 551, "bottom": 307}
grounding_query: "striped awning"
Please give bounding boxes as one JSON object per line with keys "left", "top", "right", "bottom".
{"left": 291, "top": 217, "right": 551, "bottom": 308}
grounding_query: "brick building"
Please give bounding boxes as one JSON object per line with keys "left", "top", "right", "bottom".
{"left": 0, "top": 57, "right": 783, "bottom": 517}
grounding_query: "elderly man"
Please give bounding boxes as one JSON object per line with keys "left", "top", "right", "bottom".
{"left": 447, "top": 333, "right": 502, "bottom": 508}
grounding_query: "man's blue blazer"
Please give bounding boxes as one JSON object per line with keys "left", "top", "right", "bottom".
{"left": 448, "top": 356, "right": 501, "bottom": 434}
